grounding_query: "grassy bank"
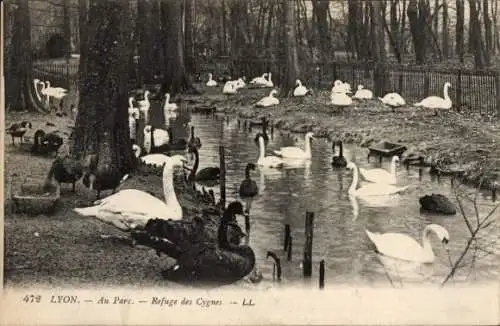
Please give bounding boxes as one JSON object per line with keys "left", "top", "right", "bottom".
{"left": 185, "top": 85, "right": 500, "bottom": 192}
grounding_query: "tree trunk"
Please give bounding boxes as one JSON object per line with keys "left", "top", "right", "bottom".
{"left": 63, "top": 0, "right": 72, "bottom": 55}
{"left": 371, "top": 1, "right": 388, "bottom": 96}
{"left": 483, "top": 0, "right": 492, "bottom": 62}
{"left": 281, "top": 0, "right": 300, "bottom": 96}
{"left": 137, "top": 0, "right": 155, "bottom": 84}
{"left": 455, "top": 0, "right": 464, "bottom": 62}
{"left": 468, "top": 0, "right": 486, "bottom": 68}
{"left": 312, "top": 0, "right": 330, "bottom": 62}
{"left": 221, "top": 0, "right": 227, "bottom": 54}
{"left": 160, "top": 0, "right": 192, "bottom": 96}
{"left": 6, "top": 0, "right": 47, "bottom": 113}
{"left": 442, "top": 0, "right": 448, "bottom": 58}
{"left": 72, "top": 0, "right": 135, "bottom": 174}
{"left": 407, "top": 0, "right": 425, "bottom": 63}
{"left": 184, "top": 0, "right": 196, "bottom": 76}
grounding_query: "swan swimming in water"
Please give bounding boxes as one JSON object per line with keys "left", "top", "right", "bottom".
{"left": 365, "top": 224, "right": 450, "bottom": 263}
{"left": 346, "top": 162, "right": 409, "bottom": 196}
{"left": 358, "top": 155, "right": 400, "bottom": 185}
{"left": 273, "top": 132, "right": 314, "bottom": 159}
{"left": 257, "top": 135, "right": 284, "bottom": 168}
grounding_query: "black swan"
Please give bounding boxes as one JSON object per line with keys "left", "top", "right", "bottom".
{"left": 187, "top": 125, "right": 202, "bottom": 150}
{"left": 239, "top": 163, "right": 259, "bottom": 214}
{"left": 82, "top": 158, "right": 130, "bottom": 199}
{"left": 44, "top": 155, "right": 85, "bottom": 192}
{"left": 419, "top": 194, "right": 456, "bottom": 215}
{"left": 166, "top": 127, "right": 188, "bottom": 151}
{"left": 131, "top": 201, "right": 248, "bottom": 258}
{"left": 331, "top": 140, "right": 347, "bottom": 167}
{"left": 159, "top": 208, "right": 255, "bottom": 285}
{"left": 31, "top": 130, "right": 64, "bottom": 156}
{"left": 186, "top": 145, "right": 220, "bottom": 187}
{"left": 253, "top": 117, "right": 270, "bottom": 146}
{"left": 7, "top": 121, "right": 32, "bottom": 145}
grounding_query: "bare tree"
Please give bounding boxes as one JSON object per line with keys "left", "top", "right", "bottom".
{"left": 312, "top": 0, "right": 330, "bottom": 62}
{"left": 72, "top": 0, "right": 136, "bottom": 174}
{"left": 184, "top": 0, "right": 196, "bottom": 77}
{"left": 370, "top": 0, "right": 388, "bottom": 96}
{"left": 442, "top": 0, "right": 448, "bottom": 59}
{"left": 137, "top": 0, "right": 156, "bottom": 84}
{"left": 469, "top": 0, "right": 487, "bottom": 68}
{"left": 281, "top": 0, "right": 300, "bottom": 96}
{"left": 456, "top": 0, "right": 465, "bottom": 63}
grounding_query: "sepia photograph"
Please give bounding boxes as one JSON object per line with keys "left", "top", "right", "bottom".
{"left": 1, "top": 0, "right": 499, "bottom": 324}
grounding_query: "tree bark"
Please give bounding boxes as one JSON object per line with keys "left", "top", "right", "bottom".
{"left": 184, "top": 0, "right": 196, "bottom": 76}
{"left": 312, "top": 0, "right": 330, "bottom": 62}
{"left": 281, "top": 0, "right": 300, "bottom": 96}
{"left": 6, "top": 0, "right": 46, "bottom": 113}
{"left": 407, "top": 0, "right": 427, "bottom": 64}
{"left": 72, "top": 0, "right": 135, "bottom": 174}
{"left": 160, "top": 0, "right": 192, "bottom": 96}
{"left": 137, "top": 0, "right": 155, "bottom": 84}
{"left": 441, "top": 0, "right": 448, "bottom": 58}
{"left": 468, "top": 0, "right": 486, "bottom": 68}
{"left": 455, "top": 0, "right": 464, "bottom": 62}
{"left": 370, "top": 1, "right": 388, "bottom": 96}
{"left": 482, "top": 0, "right": 492, "bottom": 62}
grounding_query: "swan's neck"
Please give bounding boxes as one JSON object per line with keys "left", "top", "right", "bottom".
{"left": 348, "top": 166, "right": 359, "bottom": 194}
{"left": 268, "top": 73, "right": 272, "bottom": 81}
{"left": 258, "top": 139, "right": 266, "bottom": 160}
{"left": 162, "top": 164, "right": 179, "bottom": 207}
{"left": 144, "top": 92, "right": 149, "bottom": 101}
{"left": 390, "top": 160, "right": 397, "bottom": 177}
{"left": 297, "top": 81, "right": 302, "bottom": 87}
{"left": 443, "top": 84, "right": 450, "bottom": 101}
{"left": 304, "top": 136, "right": 312, "bottom": 155}
{"left": 338, "top": 142, "right": 344, "bottom": 158}
{"left": 421, "top": 226, "right": 435, "bottom": 258}
{"left": 144, "top": 132, "right": 152, "bottom": 153}
{"left": 189, "top": 149, "right": 199, "bottom": 180}
{"left": 128, "top": 98, "right": 133, "bottom": 108}
{"left": 245, "top": 167, "right": 251, "bottom": 179}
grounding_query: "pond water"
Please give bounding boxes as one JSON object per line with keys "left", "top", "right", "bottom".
{"left": 137, "top": 98, "right": 500, "bottom": 289}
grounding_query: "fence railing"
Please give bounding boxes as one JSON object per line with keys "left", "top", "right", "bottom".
{"left": 32, "top": 58, "right": 500, "bottom": 117}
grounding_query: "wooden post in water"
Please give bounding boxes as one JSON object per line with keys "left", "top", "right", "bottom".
{"left": 303, "top": 212, "right": 314, "bottom": 278}
{"left": 319, "top": 260, "right": 325, "bottom": 289}
{"left": 287, "top": 236, "right": 293, "bottom": 261}
{"left": 219, "top": 146, "right": 226, "bottom": 209}
{"left": 283, "top": 224, "right": 291, "bottom": 251}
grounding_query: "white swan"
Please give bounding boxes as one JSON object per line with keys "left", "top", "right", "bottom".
{"left": 414, "top": 82, "right": 452, "bottom": 114}
{"left": 273, "top": 132, "right": 314, "bottom": 159}
{"left": 330, "top": 91, "right": 353, "bottom": 107}
{"left": 73, "top": 155, "right": 187, "bottom": 231}
{"left": 250, "top": 73, "right": 268, "bottom": 85}
{"left": 256, "top": 89, "right": 279, "bottom": 107}
{"left": 33, "top": 78, "right": 42, "bottom": 101}
{"left": 143, "top": 125, "right": 170, "bottom": 154}
{"left": 222, "top": 81, "right": 238, "bottom": 94}
{"left": 365, "top": 224, "right": 450, "bottom": 263}
{"left": 359, "top": 155, "right": 400, "bottom": 185}
{"left": 293, "top": 79, "right": 309, "bottom": 97}
{"left": 346, "top": 162, "right": 409, "bottom": 196}
{"left": 43, "top": 81, "right": 68, "bottom": 99}
{"left": 128, "top": 96, "right": 140, "bottom": 119}
{"left": 352, "top": 85, "right": 373, "bottom": 100}
{"left": 137, "top": 90, "right": 151, "bottom": 122}
{"left": 331, "top": 80, "right": 345, "bottom": 93}
{"left": 257, "top": 135, "right": 284, "bottom": 168}
{"left": 235, "top": 77, "right": 246, "bottom": 89}
{"left": 379, "top": 93, "right": 406, "bottom": 108}
{"left": 264, "top": 72, "right": 274, "bottom": 87}
{"left": 206, "top": 73, "right": 217, "bottom": 87}
{"left": 133, "top": 144, "right": 171, "bottom": 168}
{"left": 163, "top": 93, "right": 178, "bottom": 112}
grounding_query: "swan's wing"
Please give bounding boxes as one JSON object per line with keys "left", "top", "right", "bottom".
{"left": 94, "top": 189, "right": 171, "bottom": 216}
{"left": 153, "top": 129, "right": 170, "bottom": 145}
{"left": 368, "top": 232, "right": 424, "bottom": 261}
{"left": 359, "top": 168, "right": 390, "bottom": 180}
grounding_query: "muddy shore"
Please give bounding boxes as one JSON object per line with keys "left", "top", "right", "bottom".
{"left": 184, "top": 86, "right": 500, "bottom": 193}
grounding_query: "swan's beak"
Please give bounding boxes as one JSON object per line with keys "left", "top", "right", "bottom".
{"left": 442, "top": 237, "right": 449, "bottom": 244}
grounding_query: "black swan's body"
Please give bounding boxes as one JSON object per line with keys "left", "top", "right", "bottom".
{"left": 239, "top": 163, "right": 259, "bottom": 198}
{"left": 331, "top": 140, "right": 347, "bottom": 167}
{"left": 31, "top": 130, "right": 64, "bottom": 156}
{"left": 187, "top": 145, "right": 220, "bottom": 187}
{"left": 7, "top": 121, "right": 32, "bottom": 145}
{"left": 419, "top": 194, "right": 456, "bottom": 215}
{"left": 160, "top": 205, "right": 255, "bottom": 285}
{"left": 82, "top": 159, "right": 129, "bottom": 199}
{"left": 166, "top": 128, "right": 188, "bottom": 151}
{"left": 131, "top": 202, "right": 247, "bottom": 259}
{"left": 45, "top": 155, "right": 85, "bottom": 192}
{"left": 187, "top": 126, "right": 202, "bottom": 149}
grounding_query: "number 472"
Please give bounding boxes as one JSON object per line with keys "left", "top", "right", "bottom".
{"left": 22, "top": 294, "right": 41, "bottom": 303}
